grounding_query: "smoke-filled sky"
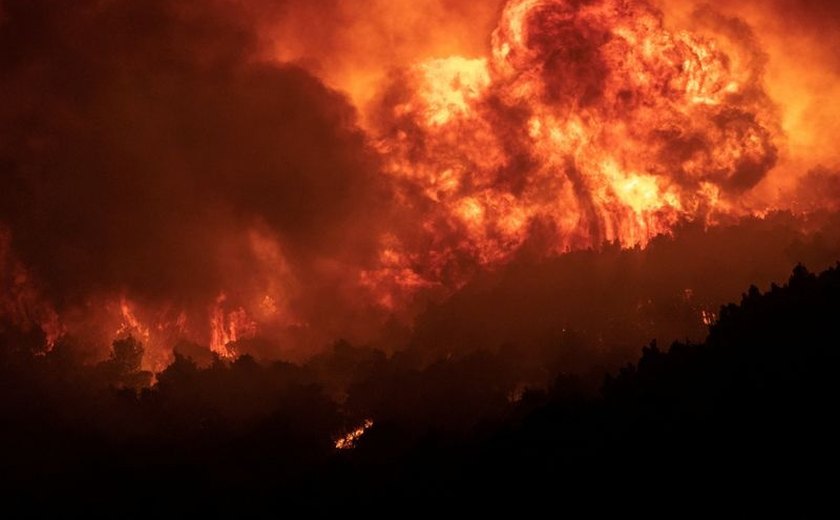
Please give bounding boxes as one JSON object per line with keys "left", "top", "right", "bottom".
{"left": 0, "top": 0, "right": 401, "bottom": 362}
{"left": 261, "top": 0, "right": 840, "bottom": 165}
{"left": 1, "top": 0, "right": 838, "bottom": 367}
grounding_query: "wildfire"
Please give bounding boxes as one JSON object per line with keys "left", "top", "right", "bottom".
{"left": 117, "top": 297, "right": 151, "bottom": 344}
{"left": 363, "top": 0, "right": 780, "bottom": 306}
{"left": 334, "top": 419, "right": 374, "bottom": 450}
{"left": 0, "top": 228, "right": 64, "bottom": 349}
{"left": 210, "top": 293, "right": 257, "bottom": 358}
{"left": 0, "top": 0, "right": 835, "bottom": 367}
{"left": 406, "top": 57, "right": 491, "bottom": 127}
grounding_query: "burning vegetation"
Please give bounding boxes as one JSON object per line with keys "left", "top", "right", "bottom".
{"left": 1, "top": 0, "right": 838, "bottom": 363}
{"left": 0, "top": 0, "right": 839, "bottom": 512}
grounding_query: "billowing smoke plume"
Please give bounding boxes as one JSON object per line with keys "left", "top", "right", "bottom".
{"left": 0, "top": 0, "right": 395, "bottom": 365}
{"left": 1, "top": 0, "right": 838, "bottom": 366}
{"left": 363, "top": 0, "right": 780, "bottom": 306}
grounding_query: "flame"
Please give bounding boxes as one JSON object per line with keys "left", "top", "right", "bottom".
{"left": 363, "top": 0, "right": 781, "bottom": 306}
{"left": 1, "top": 0, "right": 837, "bottom": 366}
{"left": 117, "top": 297, "right": 151, "bottom": 344}
{"left": 210, "top": 293, "right": 257, "bottom": 358}
{"left": 109, "top": 296, "right": 191, "bottom": 372}
{"left": 334, "top": 419, "right": 374, "bottom": 450}
{"left": 0, "top": 228, "right": 64, "bottom": 348}
{"left": 405, "top": 57, "right": 491, "bottom": 126}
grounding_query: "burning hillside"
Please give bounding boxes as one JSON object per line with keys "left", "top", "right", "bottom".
{"left": 1, "top": 0, "right": 838, "bottom": 366}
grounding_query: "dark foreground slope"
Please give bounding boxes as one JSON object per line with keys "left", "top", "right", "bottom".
{"left": 330, "top": 263, "right": 840, "bottom": 507}
{"left": 2, "top": 262, "right": 839, "bottom": 512}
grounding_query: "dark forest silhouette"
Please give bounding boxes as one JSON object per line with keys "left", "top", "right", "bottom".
{"left": 2, "top": 260, "right": 839, "bottom": 511}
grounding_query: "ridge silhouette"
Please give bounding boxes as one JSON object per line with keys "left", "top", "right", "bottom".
{"left": 1, "top": 261, "right": 838, "bottom": 511}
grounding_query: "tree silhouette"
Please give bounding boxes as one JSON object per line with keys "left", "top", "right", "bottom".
{"left": 1, "top": 261, "right": 839, "bottom": 512}
{"left": 97, "top": 335, "right": 152, "bottom": 389}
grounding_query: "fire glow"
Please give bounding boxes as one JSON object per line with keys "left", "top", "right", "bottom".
{"left": 363, "top": 0, "right": 778, "bottom": 307}
{"left": 0, "top": 0, "right": 836, "bottom": 367}
{"left": 334, "top": 419, "right": 374, "bottom": 450}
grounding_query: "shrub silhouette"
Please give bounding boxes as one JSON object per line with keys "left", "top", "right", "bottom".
{"left": 2, "top": 261, "right": 839, "bottom": 512}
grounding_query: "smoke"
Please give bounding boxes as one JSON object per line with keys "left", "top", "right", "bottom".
{"left": 0, "top": 0, "right": 395, "bottom": 361}
{"left": 654, "top": 0, "right": 840, "bottom": 201}
{"left": 2, "top": 3, "right": 840, "bottom": 504}
{"left": 361, "top": 0, "right": 782, "bottom": 307}
{"left": 256, "top": 0, "right": 505, "bottom": 111}
{"left": 0, "top": 0, "right": 838, "bottom": 365}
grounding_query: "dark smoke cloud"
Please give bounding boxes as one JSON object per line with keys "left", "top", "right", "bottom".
{"left": 2, "top": 0, "right": 839, "bottom": 363}
{"left": 0, "top": 1, "right": 392, "bottom": 328}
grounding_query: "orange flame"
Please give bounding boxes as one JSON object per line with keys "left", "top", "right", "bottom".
{"left": 117, "top": 297, "right": 151, "bottom": 343}
{"left": 0, "top": 228, "right": 65, "bottom": 348}
{"left": 334, "top": 419, "right": 374, "bottom": 450}
{"left": 2, "top": 0, "right": 837, "bottom": 366}
{"left": 210, "top": 293, "right": 257, "bottom": 358}
{"left": 363, "top": 0, "right": 781, "bottom": 307}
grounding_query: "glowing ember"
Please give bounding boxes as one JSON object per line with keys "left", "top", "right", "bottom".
{"left": 334, "top": 419, "right": 374, "bottom": 450}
